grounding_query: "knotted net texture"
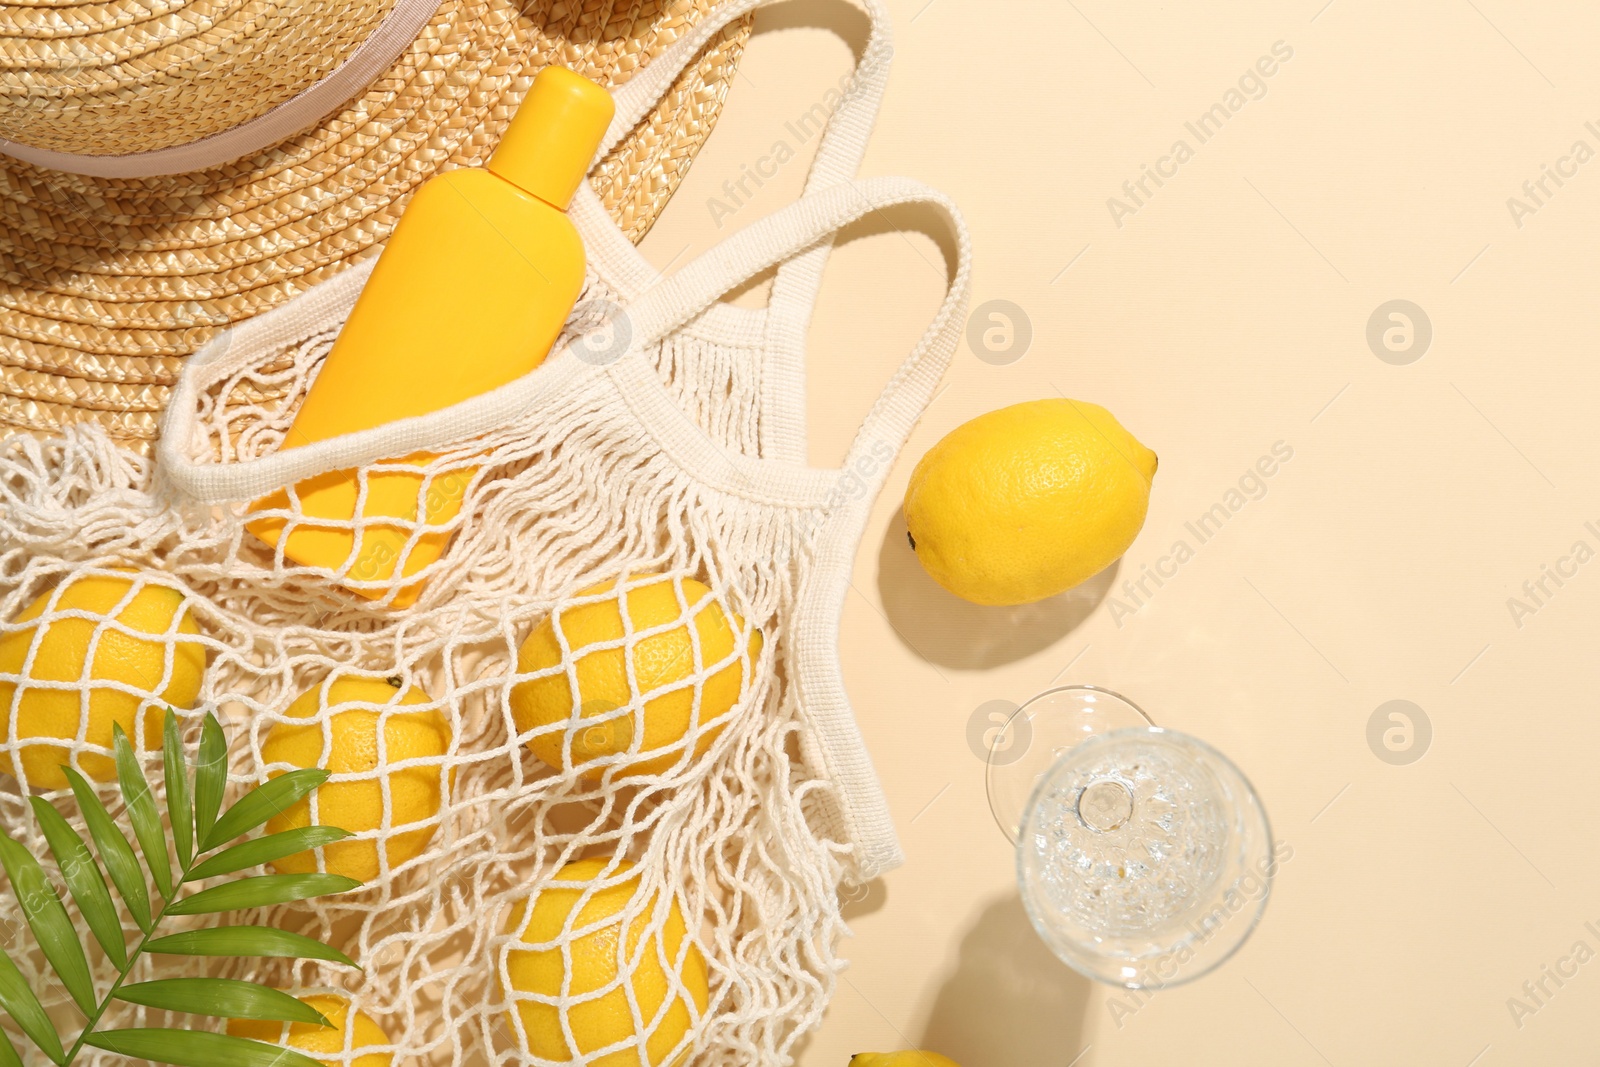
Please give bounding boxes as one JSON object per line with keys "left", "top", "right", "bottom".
{"left": 0, "top": 259, "right": 856, "bottom": 1065}
{"left": 0, "top": 4, "right": 969, "bottom": 1059}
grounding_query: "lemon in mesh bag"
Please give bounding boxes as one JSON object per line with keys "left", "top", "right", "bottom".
{"left": 229, "top": 992, "right": 393, "bottom": 1066}
{"left": 0, "top": 569, "right": 205, "bottom": 789}
{"left": 510, "top": 574, "right": 760, "bottom": 779}
{"left": 502, "top": 857, "right": 708, "bottom": 1065}
{"left": 261, "top": 675, "right": 452, "bottom": 881}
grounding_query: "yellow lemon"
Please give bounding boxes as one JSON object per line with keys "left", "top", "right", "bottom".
{"left": 509, "top": 575, "right": 760, "bottom": 779}
{"left": 0, "top": 570, "right": 205, "bottom": 789}
{"left": 849, "top": 1055, "right": 962, "bottom": 1067}
{"left": 228, "top": 993, "right": 392, "bottom": 1067}
{"left": 502, "top": 857, "right": 708, "bottom": 1066}
{"left": 904, "top": 399, "right": 1157, "bottom": 606}
{"left": 262, "top": 675, "right": 451, "bottom": 882}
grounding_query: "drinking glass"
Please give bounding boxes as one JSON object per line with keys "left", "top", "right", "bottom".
{"left": 986, "top": 686, "right": 1274, "bottom": 988}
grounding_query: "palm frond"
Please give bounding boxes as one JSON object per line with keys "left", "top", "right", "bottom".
{"left": 28, "top": 798, "right": 126, "bottom": 969}
{"left": 85, "top": 1030, "right": 326, "bottom": 1067}
{"left": 0, "top": 707, "right": 364, "bottom": 1065}
{"left": 199, "top": 769, "right": 329, "bottom": 853}
{"left": 0, "top": 833, "right": 97, "bottom": 1014}
{"left": 143, "top": 926, "right": 357, "bottom": 968}
{"left": 114, "top": 978, "right": 333, "bottom": 1026}
{"left": 0, "top": 1028, "right": 22, "bottom": 1067}
{"left": 166, "top": 873, "right": 362, "bottom": 916}
{"left": 192, "top": 715, "right": 227, "bottom": 848}
{"left": 64, "top": 767, "right": 152, "bottom": 933}
{"left": 188, "top": 827, "right": 351, "bottom": 881}
{"left": 112, "top": 723, "right": 173, "bottom": 900}
{"left": 0, "top": 947, "right": 64, "bottom": 1063}
{"left": 163, "top": 712, "right": 195, "bottom": 867}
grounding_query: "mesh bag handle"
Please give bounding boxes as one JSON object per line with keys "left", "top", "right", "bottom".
{"left": 599, "top": 0, "right": 896, "bottom": 463}
{"left": 618, "top": 174, "right": 970, "bottom": 479}
{"left": 613, "top": 174, "right": 970, "bottom": 881}
{"left": 599, "top": 0, "right": 888, "bottom": 190}
{"left": 157, "top": 175, "right": 967, "bottom": 509}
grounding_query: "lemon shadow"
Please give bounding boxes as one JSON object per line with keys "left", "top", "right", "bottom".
{"left": 917, "top": 894, "right": 1092, "bottom": 1067}
{"left": 875, "top": 508, "right": 1117, "bottom": 670}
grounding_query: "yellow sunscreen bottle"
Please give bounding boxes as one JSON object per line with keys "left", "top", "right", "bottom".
{"left": 249, "top": 67, "right": 614, "bottom": 606}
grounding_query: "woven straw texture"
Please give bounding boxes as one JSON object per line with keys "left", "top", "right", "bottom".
{"left": 0, "top": 0, "right": 752, "bottom": 451}
{"left": 0, "top": 0, "right": 402, "bottom": 156}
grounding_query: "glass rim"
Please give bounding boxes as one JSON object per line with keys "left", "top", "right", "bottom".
{"left": 985, "top": 684, "right": 1156, "bottom": 840}
{"left": 1015, "top": 723, "right": 1275, "bottom": 990}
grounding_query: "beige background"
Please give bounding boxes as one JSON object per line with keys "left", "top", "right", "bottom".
{"left": 639, "top": 2, "right": 1600, "bottom": 1064}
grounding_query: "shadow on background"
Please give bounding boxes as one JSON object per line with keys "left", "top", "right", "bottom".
{"left": 725, "top": 199, "right": 964, "bottom": 307}
{"left": 876, "top": 507, "right": 1117, "bottom": 669}
{"left": 918, "top": 894, "right": 1092, "bottom": 1067}
{"left": 753, "top": 0, "right": 873, "bottom": 47}
{"left": 840, "top": 877, "right": 889, "bottom": 922}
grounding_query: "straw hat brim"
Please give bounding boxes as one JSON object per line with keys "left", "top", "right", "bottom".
{"left": 0, "top": 0, "right": 751, "bottom": 451}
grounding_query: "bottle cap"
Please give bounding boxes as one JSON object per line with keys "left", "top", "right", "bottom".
{"left": 487, "top": 67, "right": 615, "bottom": 209}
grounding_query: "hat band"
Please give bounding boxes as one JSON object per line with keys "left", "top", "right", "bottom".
{"left": 0, "top": 0, "right": 443, "bottom": 179}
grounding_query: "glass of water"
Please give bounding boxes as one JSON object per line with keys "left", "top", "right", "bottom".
{"left": 986, "top": 686, "right": 1275, "bottom": 988}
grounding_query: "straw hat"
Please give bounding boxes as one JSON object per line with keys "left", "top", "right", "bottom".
{"left": 0, "top": 0, "right": 751, "bottom": 451}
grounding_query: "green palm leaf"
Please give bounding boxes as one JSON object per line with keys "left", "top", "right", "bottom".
{"left": 166, "top": 873, "right": 361, "bottom": 916}
{"left": 64, "top": 768, "right": 152, "bottom": 933}
{"left": 85, "top": 1030, "right": 325, "bottom": 1067}
{"left": 0, "top": 708, "right": 363, "bottom": 1067}
{"left": 115, "top": 978, "right": 332, "bottom": 1026}
{"left": 0, "top": 1027, "right": 22, "bottom": 1067}
{"left": 163, "top": 710, "right": 194, "bottom": 867}
{"left": 199, "top": 769, "right": 329, "bottom": 852}
{"left": 143, "top": 926, "right": 356, "bottom": 968}
{"left": 112, "top": 725, "right": 173, "bottom": 900}
{"left": 193, "top": 714, "right": 228, "bottom": 849}
{"left": 0, "top": 947, "right": 65, "bottom": 1064}
{"left": 28, "top": 797, "right": 126, "bottom": 969}
{"left": 0, "top": 834, "right": 96, "bottom": 1015}
{"left": 188, "top": 827, "right": 350, "bottom": 881}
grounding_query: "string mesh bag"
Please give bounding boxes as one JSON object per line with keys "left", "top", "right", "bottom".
{"left": 0, "top": 1, "right": 971, "bottom": 1063}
